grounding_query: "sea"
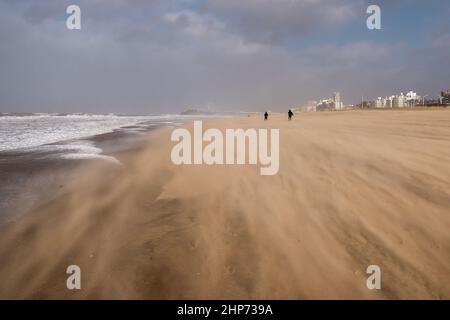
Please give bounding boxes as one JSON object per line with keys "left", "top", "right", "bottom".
{"left": 0, "top": 112, "right": 190, "bottom": 157}
{"left": 0, "top": 112, "right": 197, "bottom": 223}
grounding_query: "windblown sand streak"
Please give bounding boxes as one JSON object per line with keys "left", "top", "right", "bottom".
{"left": 0, "top": 110, "right": 449, "bottom": 299}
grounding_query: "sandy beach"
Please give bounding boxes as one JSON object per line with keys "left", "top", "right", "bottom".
{"left": 0, "top": 110, "right": 449, "bottom": 299}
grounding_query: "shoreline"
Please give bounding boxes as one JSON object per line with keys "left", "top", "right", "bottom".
{"left": 0, "top": 110, "right": 449, "bottom": 299}
{"left": 0, "top": 119, "right": 178, "bottom": 225}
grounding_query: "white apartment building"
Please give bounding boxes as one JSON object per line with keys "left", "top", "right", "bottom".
{"left": 368, "top": 91, "right": 421, "bottom": 109}
{"left": 333, "top": 92, "right": 343, "bottom": 110}
{"left": 393, "top": 92, "right": 406, "bottom": 108}
{"left": 373, "top": 97, "right": 384, "bottom": 108}
{"left": 405, "top": 91, "right": 421, "bottom": 107}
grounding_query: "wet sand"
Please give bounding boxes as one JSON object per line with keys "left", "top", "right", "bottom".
{"left": 0, "top": 110, "right": 449, "bottom": 299}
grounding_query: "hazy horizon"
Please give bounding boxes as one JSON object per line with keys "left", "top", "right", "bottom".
{"left": 1, "top": 0, "right": 449, "bottom": 113}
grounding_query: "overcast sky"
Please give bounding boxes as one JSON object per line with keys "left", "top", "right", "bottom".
{"left": 0, "top": 0, "right": 449, "bottom": 114}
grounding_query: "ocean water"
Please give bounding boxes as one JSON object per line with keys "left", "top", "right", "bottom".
{"left": 0, "top": 113, "right": 186, "bottom": 151}
{"left": 0, "top": 113, "right": 186, "bottom": 222}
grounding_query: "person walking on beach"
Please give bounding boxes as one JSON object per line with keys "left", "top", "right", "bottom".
{"left": 264, "top": 111, "right": 269, "bottom": 120}
{"left": 288, "top": 109, "right": 294, "bottom": 121}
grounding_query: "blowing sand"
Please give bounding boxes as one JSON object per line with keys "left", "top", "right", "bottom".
{"left": 0, "top": 110, "right": 449, "bottom": 299}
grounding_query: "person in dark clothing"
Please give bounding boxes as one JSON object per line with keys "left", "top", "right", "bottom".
{"left": 288, "top": 109, "right": 294, "bottom": 120}
{"left": 264, "top": 111, "right": 269, "bottom": 120}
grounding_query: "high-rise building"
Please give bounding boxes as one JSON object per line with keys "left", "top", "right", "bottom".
{"left": 441, "top": 89, "right": 450, "bottom": 104}
{"left": 315, "top": 92, "right": 344, "bottom": 111}
{"left": 367, "top": 91, "right": 421, "bottom": 109}
{"left": 393, "top": 93, "right": 406, "bottom": 108}
{"left": 384, "top": 96, "right": 394, "bottom": 108}
{"left": 316, "top": 99, "right": 334, "bottom": 111}
{"left": 405, "top": 91, "right": 420, "bottom": 107}
{"left": 333, "top": 92, "right": 343, "bottom": 110}
{"left": 374, "top": 97, "right": 383, "bottom": 108}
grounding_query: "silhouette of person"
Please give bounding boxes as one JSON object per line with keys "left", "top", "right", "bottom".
{"left": 288, "top": 109, "right": 294, "bottom": 120}
{"left": 264, "top": 111, "right": 268, "bottom": 120}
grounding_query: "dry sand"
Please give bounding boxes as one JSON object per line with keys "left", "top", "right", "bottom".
{"left": 0, "top": 110, "right": 449, "bottom": 299}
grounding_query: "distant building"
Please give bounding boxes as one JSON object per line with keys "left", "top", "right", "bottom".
{"left": 316, "top": 99, "right": 334, "bottom": 111}
{"left": 405, "top": 91, "right": 421, "bottom": 107}
{"left": 316, "top": 92, "right": 344, "bottom": 111}
{"left": 333, "top": 92, "right": 343, "bottom": 110}
{"left": 384, "top": 96, "right": 394, "bottom": 108}
{"left": 304, "top": 100, "right": 317, "bottom": 112}
{"left": 366, "top": 91, "right": 421, "bottom": 109}
{"left": 393, "top": 93, "right": 406, "bottom": 108}
{"left": 373, "top": 97, "right": 384, "bottom": 108}
{"left": 441, "top": 89, "right": 450, "bottom": 105}
{"left": 368, "top": 97, "right": 388, "bottom": 108}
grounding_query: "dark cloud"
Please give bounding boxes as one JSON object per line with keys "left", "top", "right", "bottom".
{"left": 200, "top": 0, "right": 364, "bottom": 45}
